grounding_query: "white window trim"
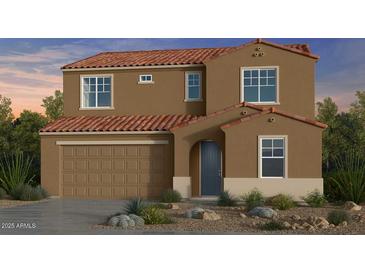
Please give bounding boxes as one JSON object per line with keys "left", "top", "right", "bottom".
{"left": 80, "top": 74, "right": 114, "bottom": 109}
{"left": 185, "top": 71, "right": 203, "bottom": 102}
{"left": 240, "top": 66, "right": 280, "bottom": 105}
{"left": 138, "top": 74, "right": 154, "bottom": 84}
{"left": 258, "top": 135, "right": 288, "bottom": 179}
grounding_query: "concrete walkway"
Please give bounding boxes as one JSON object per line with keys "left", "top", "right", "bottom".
{"left": 0, "top": 198, "right": 131, "bottom": 235}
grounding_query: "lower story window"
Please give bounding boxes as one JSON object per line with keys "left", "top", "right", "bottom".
{"left": 260, "top": 137, "right": 286, "bottom": 178}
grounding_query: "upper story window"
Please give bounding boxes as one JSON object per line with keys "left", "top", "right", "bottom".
{"left": 81, "top": 75, "right": 112, "bottom": 108}
{"left": 138, "top": 74, "right": 154, "bottom": 84}
{"left": 185, "top": 71, "right": 202, "bottom": 102}
{"left": 242, "top": 67, "right": 278, "bottom": 104}
{"left": 259, "top": 136, "right": 286, "bottom": 178}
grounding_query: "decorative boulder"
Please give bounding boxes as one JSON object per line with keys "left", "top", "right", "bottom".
{"left": 344, "top": 201, "right": 362, "bottom": 211}
{"left": 108, "top": 216, "right": 120, "bottom": 227}
{"left": 198, "top": 209, "right": 221, "bottom": 221}
{"left": 186, "top": 207, "right": 205, "bottom": 219}
{"left": 239, "top": 213, "right": 247, "bottom": 218}
{"left": 118, "top": 219, "right": 129, "bottom": 229}
{"left": 248, "top": 207, "right": 278, "bottom": 219}
{"left": 129, "top": 214, "right": 145, "bottom": 226}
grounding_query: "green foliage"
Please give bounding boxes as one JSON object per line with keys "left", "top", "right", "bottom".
{"left": 0, "top": 187, "right": 6, "bottom": 199}
{"left": 259, "top": 221, "right": 285, "bottom": 231}
{"left": 123, "top": 197, "right": 146, "bottom": 216}
{"left": 304, "top": 189, "right": 327, "bottom": 207}
{"left": 10, "top": 184, "right": 48, "bottom": 201}
{"left": 328, "top": 150, "right": 365, "bottom": 204}
{"left": 242, "top": 188, "right": 265, "bottom": 211}
{"left": 327, "top": 210, "right": 350, "bottom": 225}
{"left": 140, "top": 206, "right": 173, "bottom": 225}
{"left": 271, "top": 194, "right": 296, "bottom": 210}
{"left": 160, "top": 189, "right": 182, "bottom": 203}
{"left": 0, "top": 152, "right": 35, "bottom": 194}
{"left": 41, "top": 90, "right": 64, "bottom": 122}
{"left": 217, "top": 191, "right": 238, "bottom": 207}
{"left": 0, "top": 94, "right": 14, "bottom": 153}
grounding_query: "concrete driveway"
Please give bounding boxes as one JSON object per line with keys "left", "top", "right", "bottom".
{"left": 0, "top": 198, "right": 134, "bottom": 235}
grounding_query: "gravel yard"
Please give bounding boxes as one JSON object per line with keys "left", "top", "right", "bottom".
{"left": 95, "top": 202, "right": 365, "bottom": 234}
{"left": 0, "top": 198, "right": 49, "bottom": 209}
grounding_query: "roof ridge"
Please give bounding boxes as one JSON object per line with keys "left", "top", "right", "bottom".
{"left": 99, "top": 46, "right": 234, "bottom": 55}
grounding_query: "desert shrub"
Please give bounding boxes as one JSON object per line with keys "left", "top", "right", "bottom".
{"left": 271, "top": 194, "right": 296, "bottom": 210}
{"left": 217, "top": 191, "right": 238, "bottom": 207}
{"left": 327, "top": 210, "right": 350, "bottom": 225}
{"left": 10, "top": 184, "right": 48, "bottom": 201}
{"left": 242, "top": 188, "right": 265, "bottom": 211}
{"left": 259, "top": 221, "right": 285, "bottom": 231}
{"left": 160, "top": 189, "right": 182, "bottom": 203}
{"left": 0, "top": 152, "right": 35, "bottom": 194}
{"left": 304, "top": 190, "right": 327, "bottom": 207}
{"left": 140, "top": 206, "right": 173, "bottom": 225}
{"left": 328, "top": 151, "right": 365, "bottom": 204}
{"left": 0, "top": 188, "right": 6, "bottom": 199}
{"left": 123, "top": 197, "right": 146, "bottom": 216}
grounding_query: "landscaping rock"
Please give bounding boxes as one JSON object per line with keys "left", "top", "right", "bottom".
{"left": 340, "top": 221, "right": 348, "bottom": 227}
{"left": 308, "top": 226, "right": 316, "bottom": 232}
{"left": 199, "top": 209, "right": 221, "bottom": 221}
{"left": 129, "top": 214, "right": 145, "bottom": 226}
{"left": 186, "top": 207, "right": 205, "bottom": 219}
{"left": 108, "top": 216, "right": 120, "bottom": 227}
{"left": 248, "top": 207, "right": 278, "bottom": 219}
{"left": 282, "top": 221, "right": 291, "bottom": 229}
{"left": 291, "top": 214, "right": 301, "bottom": 221}
{"left": 344, "top": 201, "right": 362, "bottom": 211}
{"left": 127, "top": 219, "right": 135, "bottom": 227}
{"left": 168, "top": 203, "right": 180, "bottom": 210}
{"left": 239, "top": 213, "right": 247, "bottom": 218}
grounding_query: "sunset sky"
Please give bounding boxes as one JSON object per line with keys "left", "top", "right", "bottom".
{"left": 0, "top": 38, "right": 364, "bottom": 117}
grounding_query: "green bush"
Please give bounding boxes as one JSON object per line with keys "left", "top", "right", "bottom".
{"left": 328, "top": 151, "right": 365, "bottom": 204}
{"left": 160, "top": 189, "right": 182, "bottom": 203}
{"left": 304, "top": 190, "right": 327, "bottom": 207}
{"left": 140, "top": 206, "right": 173, "bottom": 225}
{"left": 0, "top": 152, "right": 35, "bottom": 194}
{"left": 123, "top": 197, "right": 146, "bottom": 216}
{"left": 259, "top": 221, "right": 286, "bottom": 231}
{"left": 0, "top": 188, "right": 6, "bottom": 199}
{"left": 327, "top": 210, "right": 350, "bottom": 225}
{"left": 271, "top": 194, "right": 296, "bottom": 210}
{"left": 242, "top": 188, "right": 265, "bottom": 211}
{"left": 217, "top": 191, "right": 238, "bottom": 207}
{"left": 10, "top": 184, "right": 48, "bottom": 201}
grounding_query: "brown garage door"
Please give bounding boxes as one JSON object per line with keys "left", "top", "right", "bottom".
{"left": 61, "top": 144, "right": 171, "bottom": 199}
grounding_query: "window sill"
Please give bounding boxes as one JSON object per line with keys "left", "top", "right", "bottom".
{"left": 184, "top": 99, "right": 203, "bottom": 102}
{"left": 246, "top": 102, "right": 280, "bottom": 105}
{"left": 79, "top": 107, "right": 115, "bottom": 110}
{"left": 138, "top": 81, "right": 154, "bottom": 85}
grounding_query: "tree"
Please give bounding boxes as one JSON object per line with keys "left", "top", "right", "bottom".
{"left": 0, "top": 94, "right": 14, "bottom": 152}
{"left": 12, "top": 110, "right": 48, "bottom": 155}
{"left": 350, "top": 90, "right": 365, "bottom": 121}
{"left": 41, "top": 90, "right": 63, "bottom": 122}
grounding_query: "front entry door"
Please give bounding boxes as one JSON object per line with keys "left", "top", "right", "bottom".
{"left": 201, "top": 141, "right": 222, "bottom": 196}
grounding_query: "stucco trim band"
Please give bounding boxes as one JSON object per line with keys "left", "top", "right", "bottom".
{"left": 55, "top": 140, "right": 169, "bottom": 145}
{"left": 173, "top": 176, "right": 191, "bottom": 198}
{"left": 224, "top": 178, "right": 323, "bottom": 200}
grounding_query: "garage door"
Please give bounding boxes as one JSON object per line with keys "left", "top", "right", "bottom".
{"left": 61, "top": 144, "right": 172, "bottom": 199}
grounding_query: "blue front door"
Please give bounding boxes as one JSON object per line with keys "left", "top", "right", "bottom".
{"left": 201, "top": 141, "right": 222, "bottom": 196}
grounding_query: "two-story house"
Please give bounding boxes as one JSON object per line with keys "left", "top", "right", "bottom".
{"left": 40, "top": 39, "right": 326, "bottom": 200}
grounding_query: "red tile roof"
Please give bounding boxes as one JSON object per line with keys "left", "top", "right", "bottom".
{"left": 62, "top": 39, "right": 318, "bottom": 70}
{"left": 169, "top": 102, "right": 265, "bottom": 131}
{"left": 40, "top": 114, "right": 198, "bottom": 133}
{"left": 220, "top": 107, "right": 327, "bottom": 129}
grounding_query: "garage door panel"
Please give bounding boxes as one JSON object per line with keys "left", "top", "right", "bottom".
{"left": 61, "top": 144, "right": 171, "bottom": 199}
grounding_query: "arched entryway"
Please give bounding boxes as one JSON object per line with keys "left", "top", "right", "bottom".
{"left": 190, "top": 140, "right": 222, "bottom": 197}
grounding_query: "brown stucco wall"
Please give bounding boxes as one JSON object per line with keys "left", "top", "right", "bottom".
{"left": 205, "top": 43, "right": 316, "bottom": 118}
{"left": 172, "top": 106, "right": 260, "bottom": 176}
{"left": 63, "top": 67, "right": 206, "bottom": 116}
{"left": 222, "top": 113, "right": 323, "bottom": 178}
{"left": 41, "top": 134, "right": 174, "bottom": 196}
